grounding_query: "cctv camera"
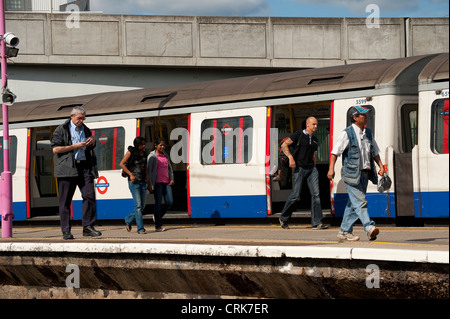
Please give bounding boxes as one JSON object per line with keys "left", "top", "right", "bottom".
{"left": 2, "top": 88, "right": 17, "bottom": 106}
{"left": 2, "top": 32, "right": 19, "bottom": 47}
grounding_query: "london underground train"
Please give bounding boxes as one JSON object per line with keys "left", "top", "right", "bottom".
{"left": 1, "top": 53, "right": 448, "bottom": 222}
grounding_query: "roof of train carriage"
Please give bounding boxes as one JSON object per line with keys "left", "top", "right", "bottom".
{"left": 418, "top": 53, "right": 449, "bottom": 85}
{"left": 1, "top": 54, "right": 441, "bottom": 124}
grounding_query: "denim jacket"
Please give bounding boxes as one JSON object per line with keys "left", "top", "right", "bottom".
{"left": 342, "top": 126, "right": 378, "bottom": 186}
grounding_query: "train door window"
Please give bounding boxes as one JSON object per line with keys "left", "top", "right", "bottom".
{"left": 315, "top": 119, "right": 330, "bottom": 164}
{"left": 32, "top": 127, "right": 58, "bottom": 199}
{"left": 0, "top": 135, "right": 17, "bottom": 174}
{"left": 91, "top": 127, "right": 125, "bottom": 170}
{"left": 400, "top": 104, "right": 418, "bottom": 153}
{"left": 346, "top": 105, "right": 375, "bottom": 135}
{"left": 35, "top": 139, "right": 56, "bottom": 196}
{"left": 201, "top": 116, "right": 253, "bottom": 165}
{"left": 430, "top": 98, "right": 449, "bottom": 154}
{"left": 146, "top": 119, "right": 170, "bottom": 147}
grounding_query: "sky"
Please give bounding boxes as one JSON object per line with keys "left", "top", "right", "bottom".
{"left": 90, "top": 0, "right": 449, "bottom": 18}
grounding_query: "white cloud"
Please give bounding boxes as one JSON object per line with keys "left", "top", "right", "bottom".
{"left": 91, "top": 0, "right": 269, "bottom": 16}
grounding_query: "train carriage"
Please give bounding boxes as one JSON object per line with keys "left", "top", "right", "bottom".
{"left": 414, "top": 53, "right": 449, "bottom": 218}
{"left": 1, "top": 53, "right": 448, "bottom": 222}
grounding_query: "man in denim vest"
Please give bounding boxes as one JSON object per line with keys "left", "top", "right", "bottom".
{"left": 327, "top": 106, "right": 385, "bottom": 241}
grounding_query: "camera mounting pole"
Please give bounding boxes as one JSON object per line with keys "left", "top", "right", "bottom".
{"left": 1, "top": 1, "right": 14, "bottom": 238}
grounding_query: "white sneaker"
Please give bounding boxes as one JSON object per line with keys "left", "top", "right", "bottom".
{"left": 337, "top": 232, "right": 360, "bottom": 241}
{"left": 367, "top": 226, "right": 379, "bottom": 241}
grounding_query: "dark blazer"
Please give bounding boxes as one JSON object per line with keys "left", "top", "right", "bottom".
{"left": 51, "top": 119, "right": 98, "bottom": 178}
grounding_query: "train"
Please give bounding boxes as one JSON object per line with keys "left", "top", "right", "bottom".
{"left": 1, "top": 53, "right": 448, "bottom": 222}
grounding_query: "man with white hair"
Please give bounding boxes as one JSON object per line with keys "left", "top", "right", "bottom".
{"left": 51, "top": 106, "right": 102, "bottom": 239}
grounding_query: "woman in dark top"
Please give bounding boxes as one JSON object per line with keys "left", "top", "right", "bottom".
{"left": 120, "top": 137, "right": 149, "bottom": 234}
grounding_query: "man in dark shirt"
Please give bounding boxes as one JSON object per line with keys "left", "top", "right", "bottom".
{"left": 278, "top": 116, "right": 328, "bottom": 230}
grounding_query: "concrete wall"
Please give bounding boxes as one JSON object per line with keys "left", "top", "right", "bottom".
{"left": 6, "top": 14, "right": 449, "bottom": 69}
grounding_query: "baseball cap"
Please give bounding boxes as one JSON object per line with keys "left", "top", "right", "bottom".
{"left": 350, "top": 105, "right": 370, "bottom": 117}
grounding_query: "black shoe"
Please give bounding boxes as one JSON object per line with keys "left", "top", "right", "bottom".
{"left": 83, "top": 226, "right": 102, "bottom": 237}
{"left": 63, "top": 232, "right": 74, "bottom": 240}
{"left": 279, "top": 218, "right": 289, "bottom": 229}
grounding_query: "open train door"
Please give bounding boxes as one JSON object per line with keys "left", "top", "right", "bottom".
{"left": 188, "top": 107, "right": 268, "bottom": 218}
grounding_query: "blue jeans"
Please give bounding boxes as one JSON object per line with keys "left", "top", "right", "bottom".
{"left": 280, "top": 166, "right": 323, "bottom": 226}
{"left": 125, "top": 181, "right": 147, "bottom": 233}
{"left": 340, "top": 170, "right": 376, "bottom": 234}
{"left": 154, "top": 183, "right": 173, "bottom": 229}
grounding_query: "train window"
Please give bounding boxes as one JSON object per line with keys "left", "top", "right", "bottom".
{"left": 401, "top": 104, "right": 418, "bottom": 153}
{"left": 201, "top": 116, "right": 253, "bottom": 165}
{"left": 346, "top": 105, "right": 375, "bottom": 135}
{"left": 91, "top": 127, "right": 125, "bottom": 171}
{"left": 146, "top": 121, "right": 170, "bottom": 150}
{"left": 315, "top": 119, "right": 330, "bottom": 164}
{"left": 0, "top": 135, "right": 17, "bottom": 174}
{"left": 430, "top": 98, "right": 449, "bottom": 154}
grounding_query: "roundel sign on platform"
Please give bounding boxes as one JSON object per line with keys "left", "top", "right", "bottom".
{"left": 95, "top": 176, "right": 109, "bottom": 195}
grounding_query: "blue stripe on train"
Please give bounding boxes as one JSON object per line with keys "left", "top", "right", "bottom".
{"left": 12, "top": 191, "right": 447, "bottom": 220}
{"left": 73, "top": 198, "right": 134, "bottom": 220}
{"left": 190, "top": 195, "right": 267, "bottom": 218}
{"left": 11, "top": 201, "right": 27, "bottom": 221}
{"left": 334, "top": 192, "right": 396, "bottom": 218}
{"left": 10, "top": 199, "right": 134, "bottom": 221}
{"left": 414, "top": 191, "right": 449, "bottom": 218}
{"left": 334, "top": 191, "right": 448, "bottom": 218}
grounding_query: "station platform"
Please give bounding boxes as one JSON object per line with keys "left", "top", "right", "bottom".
{"left": 0, "top": 216, "right": 448, "bottom": 300}
{"left": 2, "top": 216, "right": 448, "bottom": 253}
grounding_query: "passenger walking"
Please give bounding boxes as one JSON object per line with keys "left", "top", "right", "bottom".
{"left": 327, "top": 106, "right": 385, "bottom": 241}
{"left": 147, "top": 138, "right": 174, "bottom": 232}
{"left": 51, "top": 106, "right": 101, "bottom": 240}
{"left": 120, "top": 137, "right": 149, "bottom": 234}
{"left": 278, "top": 117, "right": 329, "bottom": 230}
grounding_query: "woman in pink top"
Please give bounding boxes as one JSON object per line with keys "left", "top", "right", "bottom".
{"left": 147, "top": 137, "right": 174, "bottom": 232}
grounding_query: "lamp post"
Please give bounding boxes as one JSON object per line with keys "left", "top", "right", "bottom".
{"left": 0, "top": 1, "right": 15, "bottom": 238}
